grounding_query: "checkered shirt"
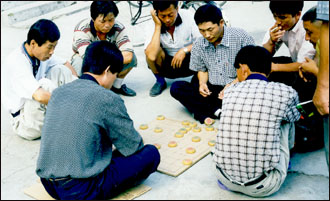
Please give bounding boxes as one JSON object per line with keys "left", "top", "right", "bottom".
{"left": 213, "top": 77, "right": 300, "bottom": 183}
{"left": 189, "top": 26, "right": 255, "bottom": 86}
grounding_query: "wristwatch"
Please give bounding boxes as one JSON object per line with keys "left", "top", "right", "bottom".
{"left": 183, "top": 47, "right": 189, "bottom": 54}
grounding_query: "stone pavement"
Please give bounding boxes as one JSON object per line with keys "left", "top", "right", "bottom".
{"left": 1, "top": 1, "right": 328, "bottom": 200}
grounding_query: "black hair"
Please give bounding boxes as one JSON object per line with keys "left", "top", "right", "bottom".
{"left": 153, "top": 1, "right": 178, "bottom": 11}
{"left": 269, "top": 1, "right": 304, "bottom": 16}
{"left": 194, "top": 4, "right": 223, "bottom": 25}
{"left": 90, "top": 1, "right": 119, "bottom": 21}
{"left": 302, "top": 6, "right": 318, "bottom": 23}
{"left": 82, "top": 41, "right": 123, "bottom": 75}
{"left": 234, "top": 45, "right": 272, "bottom": 76}
{"left": 26, "top": 19, "right": 60, "bottom": 46}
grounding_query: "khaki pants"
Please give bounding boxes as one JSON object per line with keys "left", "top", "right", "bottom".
{"left": 10, "top": 65, "right": 77, "bottom": 140}
{"left": 214, "top": 122, "right": 295, "bottom": 197}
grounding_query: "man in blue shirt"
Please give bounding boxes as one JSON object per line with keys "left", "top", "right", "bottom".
{"left": 36, "top": 41, "right": 160, "bottom": 200}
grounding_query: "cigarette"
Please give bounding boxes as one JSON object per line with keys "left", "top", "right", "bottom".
{"left": 271, "top": 27, "right": 279, "bottom": 32}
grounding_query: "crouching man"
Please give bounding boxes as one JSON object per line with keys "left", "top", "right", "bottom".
{"left": 36, "top": 41, "right": 160, "bottom": 200}
{"left": 213, "top": 45, "right": 301, "bottom": 197}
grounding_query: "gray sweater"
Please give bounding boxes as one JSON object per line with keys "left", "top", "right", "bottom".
{"left": 36, "top": 75, "right": 143, "bottom": 179}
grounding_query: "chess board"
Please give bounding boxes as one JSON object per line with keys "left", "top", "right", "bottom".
{"left": 138, "top": 116, "right": 217, "bottom": 177}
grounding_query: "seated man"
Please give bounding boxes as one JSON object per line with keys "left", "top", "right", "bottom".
{"left": 72, "top": 1, "right": 137, "bottom": 96}
{"left": 36, "top": 41, "right": 160, "bottom": 200}
{"left": 144, "top": 0, "right": 201, "bottom": 96}
{"left": 262, "top": 1, "right": 316, "bottom": 102}
{"left": 213, "top": 45, "right": 301, "bottom": 197}
{"left": 170, "top": 4, "right": 255, "bottom": 124}
{"left": 1, "top": 19, "right": 77, "bottom": 140}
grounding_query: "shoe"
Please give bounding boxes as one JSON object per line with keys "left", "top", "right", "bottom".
{"left": 111, "top": 84, "right": 136, "bottom": 96}
{"left": 150, "top": 82, "right": 167, "bottom": 97}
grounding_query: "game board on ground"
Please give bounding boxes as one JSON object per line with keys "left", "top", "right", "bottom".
{"left": 138, "top": 115, "right": 217, "bottom": 177}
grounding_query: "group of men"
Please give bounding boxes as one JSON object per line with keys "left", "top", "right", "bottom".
{"left": 1, "top": 1, "right": 328, "bottom": 199}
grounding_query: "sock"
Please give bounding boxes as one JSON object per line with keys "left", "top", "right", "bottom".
{"left": 154, "top": 74, "right": 166, "bottom": 85}
{"left": 214, "top": 108, "right": 222, "bottom": 117}
{"left": 113, "top": 78, "right": 123, "bottom": 89}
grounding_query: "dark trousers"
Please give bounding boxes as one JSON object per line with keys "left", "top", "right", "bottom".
{"left": 40, "top": 145, "right": 160, "bottom": 200}
{"left": 269, "top": 56, "right": 317, "bottom": 102}
{"left": 170, "top": 74, "right": 223, "bottom": 123}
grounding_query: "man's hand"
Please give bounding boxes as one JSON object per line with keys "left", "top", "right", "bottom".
{"left": 199, "top": 83, "right": 211, "bottom": 97}
{"left": 298, "top": 57, "right": 318, "bottom": 82}
{"left": 218, "top": 78, "right": 238, "bottom": 99}
{"left": 150, "top": 9, "right": 162, "bottom": 27}
{"left": 171, "top": 49, "right": 186, "bottom": 68}
{"left": 313, "top": 87, "right": 329, "bottom": 115}
{"left": 269, "top": 24, "right": 285, "bottom": 44}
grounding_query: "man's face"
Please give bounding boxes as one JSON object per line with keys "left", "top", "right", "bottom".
{"left": 94, "top": 13, "right": 115, "bottom": 34}
{"left": 32, "top": 40, "right": 57, "bottom": 61}
{"left": 157, "top": 4, "right": 178, "bottom": 28}
{"left": 273, "top": 13, "right": 300, "bottom": 31}
{"left": 197, "top": 21, "right": 223, "bottom": 44}
{"left": 303, "top": 20, "right": 321, "bottom": 49}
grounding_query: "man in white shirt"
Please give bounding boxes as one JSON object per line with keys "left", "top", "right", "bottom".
{"left": 144, "top": 1, "right": 201, "bottom": 96}
{"left": 1, "top": 19, "right": 77, "bottom": 140}
{"left": 262, "top": 1, "right": 316, "bottom": 102}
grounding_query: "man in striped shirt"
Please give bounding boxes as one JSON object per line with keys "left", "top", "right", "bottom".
{"left": 71, "top": 1, "right": 137, "bottom": 96}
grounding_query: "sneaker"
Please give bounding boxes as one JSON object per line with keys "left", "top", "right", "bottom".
{"left": 150, "top": 82, "right": 167, "bottom": 97}
{"left": 111, "top": 84, "right": 136, "bottom": 96}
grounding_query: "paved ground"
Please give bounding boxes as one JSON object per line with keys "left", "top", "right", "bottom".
{"left": 1, "top": 1, "right": 329, "bottom": 200}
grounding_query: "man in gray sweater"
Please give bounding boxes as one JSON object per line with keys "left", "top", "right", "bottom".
{"left": 36, "top": 41, "right": 160, "bottom": 200}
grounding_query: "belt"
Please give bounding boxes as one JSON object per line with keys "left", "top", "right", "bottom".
{"left": 48, "top": 177, "right": 71, "bottom": 182}
{"left": 11, "top": 110, "right": 20, "bottom": 118}
{"left": 217, "top": 166, "right": 267, "bottom": 186}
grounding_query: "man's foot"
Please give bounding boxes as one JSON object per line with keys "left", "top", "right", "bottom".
{"left": 150, "top": 82, "right": 167, "bottom": 97}
{"left": 111, "top": 84, "right": 136, "bottom": 96}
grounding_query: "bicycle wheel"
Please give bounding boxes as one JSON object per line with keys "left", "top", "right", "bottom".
{"left": 128, "top": 1, "right": 152, "bottom": 8}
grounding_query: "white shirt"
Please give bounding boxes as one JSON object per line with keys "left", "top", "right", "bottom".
{"left": 262, "top": 20, "right": 315, "bottom": 62}
{"left": 1, "top": 44, "right": 66, "bottom": 114}
{"left": 144, "top": 9, "right": 201, "bottom": 56}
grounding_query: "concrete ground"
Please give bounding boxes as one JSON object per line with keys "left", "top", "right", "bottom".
{"left": 1, "top": 1, "right": 329, "bottom": 200}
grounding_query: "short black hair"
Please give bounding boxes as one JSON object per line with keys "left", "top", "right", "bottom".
{"left": 153, "top": 1, "right": 178, "bottom": 11}
{"left": 269, "top": 1, "right": 304, "bottom": 16}
{"left": 82, "top": 41, "right": 123, "bottom": 75}
{"left": 302, "top": 6, "right": 318, "bottom": 23}
{"left": 194, "top": 4, "right": 223, "bottom": 25}
{"left": 234, "top": 45, "right": 272, "bottom": 76}
{"left": 90, "top": 1, "right": 119, "bottom": 21}
{"left": 26, "top": 19, "right": 60, "bottom": 46}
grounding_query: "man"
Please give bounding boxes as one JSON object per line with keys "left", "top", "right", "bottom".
{"left": 144, "top": 1, "right": 201, "bottom": 96}
{"left": 72, "top": 1, "right": 137, "bottom": 96}
{"left": 313, "top": 1, "right": 329, "bottom": 168}
{"left": 36, "top": 41, "right": 160, "bottom": 200}
{"left": 262, "top": 1, "right": 316, "bottom": 102}
{"left": 213, "top": 45, "right": 301, "bottom": 197}
{"left": 170, "top": 4, "right": 255, "bottom": 124}
{"left": 1, "top": 19, "right": 77, "bottom": 140}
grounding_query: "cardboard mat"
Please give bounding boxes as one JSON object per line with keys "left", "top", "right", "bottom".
{"left": 138, "top": 116, "right": 217, "bottom": 177}
{"left": 23, "top": 179, "right": 151, "bottom": 200}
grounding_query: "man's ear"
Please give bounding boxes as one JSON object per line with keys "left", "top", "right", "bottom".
{"left": 240, "top": 64, "right": 251, "bottom": 79}
{"left": 295, "top": 11, "right": 302, "bottom": 21}
{"left": 219, "top": 19, "right": 225, "bottom": 26}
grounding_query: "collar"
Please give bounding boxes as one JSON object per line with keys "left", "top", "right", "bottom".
{"left": 161, "top": 13, "right": 183, "bottom": 34}
{"left": 22, "top": 42, "right": 40, "bottom": 68}
{"left": 246, "top": 73, "right": 269, "bottom": 82}
{"left": 202, "top": 26, "right": 230, "bottom": 48}
{"left": 80, "top": 73, "right": 99, "bottom": 85}
{"left": 288, "top": 19, "right": 301, "bottom": 33}
{"left": 90, "top": 19, "right": 116, "bottom": 38}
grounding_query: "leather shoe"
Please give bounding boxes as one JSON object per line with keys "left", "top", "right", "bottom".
{"left": 111, "top": 84, "right": 136, "bottom": 96}
{"left": 150, "top": 82, "right": 167, "bottom": 97}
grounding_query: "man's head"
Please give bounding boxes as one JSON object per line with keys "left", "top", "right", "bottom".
{"left": 269, "top": 1, "right": 304, "bottom": 31}
{"left": 90, "top": 1, "right": 119, "bottom": 34}
{"left": 26, "top": 19, "right": 60, "bottom": 61}
{"left": 194, "top": 4, "right": 224, "bottom": 44}
{"left": 234, "top": 45, "right": 272, "bottom": 82}
{"left": 152, "top": 1, "right": 179, "bottom": 28}
{"left": 82, "top": 41, "right": 123, "bottom": 89}
{"left": 302, "top": 6, "right": 322, "bottom": 49}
